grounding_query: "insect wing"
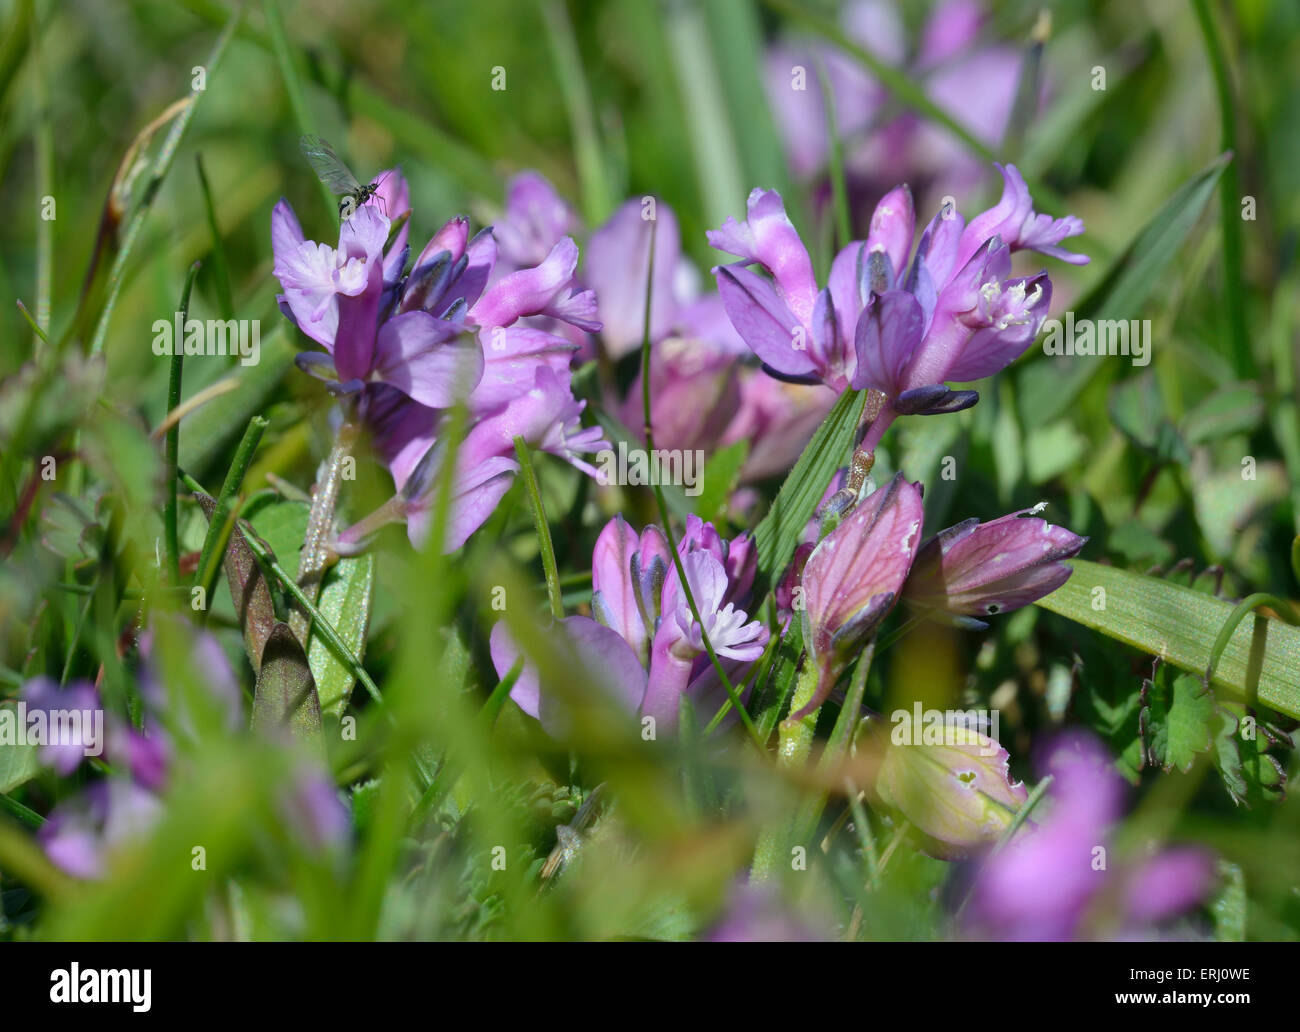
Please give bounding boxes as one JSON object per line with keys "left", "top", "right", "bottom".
{"left": 299, "top": 134, "right": 364, "bottom": 195}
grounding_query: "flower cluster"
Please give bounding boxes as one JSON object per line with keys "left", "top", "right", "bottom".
{"left": 260, "top": 140, "right": 1211, "bottom": 938}
{"left": 709, "top": 164, "right": 1084, "bottom": 450}
{"left": 272, "top": 170, "right": 606, "bottom": 552}
{"left": 491, "top": 514, "right": 767, "bottom": 734}
{"left": 28, "top": 623, "right": 344, "bottom": 878}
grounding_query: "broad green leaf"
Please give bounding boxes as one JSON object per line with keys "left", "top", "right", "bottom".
{"left": 307, "top": 553, "right": 376, "bottom": 718}
{"left": 249, "top": 500, "right": 309, "bottom": 585}
{"left": 1142, "top": 667, "right": 1215, "bottom": 773}
{"left": 1017, "top": 153, "right": 1230, "bottom": 427}
{"left": 1025, "top": 420, "right": 1088, "bottom": 484}
{"left": 1035, "top": 559, "right": 1300, "bottom": 719}
{"left": 0, "top": 721, "right": 40, "bottom": 794}
{"left": 692, "top": 440, "right": 748, "bottom": 525}
{"left": 252, "top": 622, "right": 323, "bottom": 748}
{"left": 753, "top": 387, "right": 867, "bottom": 588}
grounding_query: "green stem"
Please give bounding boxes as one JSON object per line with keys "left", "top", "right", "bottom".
{"left": 637, "top": 221, "right": 763, "bottom": 752}
{"left": 777, "top": 656, "right": 822, "bottom": 765}
{"left": 194, "top": 416, "right": 268, "bottom": 620}
{"left": 751, "top": 657, "right": 822, "bottom": 879}
{"left": 262, "top": 0, "right": 336, "bottom": 226}
{"left": 844, "top": 782, "right": 879, "bottom": 888}
{"left": 90, "top": 6, "right": 241, "bottom": 355}
{"left": 290, "top": 422, "right": 357, "bottom": 642}
{"left": 513, "top": 436, "right": 564, "bottom": 621}
{"left": 0, "top": 791, "right": 44, "bottom": 829}
{"left": 538, "top": 0, "right": 612, "bottom": 224}
{"left": 816, "top": 56, "right": 851, "bottom": 248}
{"left": 164, "top": 261, "right": 201, "bottom": 586}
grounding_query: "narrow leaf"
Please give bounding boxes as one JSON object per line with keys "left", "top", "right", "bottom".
{"left": 1017, "top": 153, "right": 1230, "bottom": 426}
{"left": 1035, "top": 559, "right": 1300, "bottom": 719}
{"left": 753, "top": 387, "right": 866, "bottom": 588}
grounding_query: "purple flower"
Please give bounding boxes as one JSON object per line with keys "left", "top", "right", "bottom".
{"left": 279, "top": 767, "right": 351, "bottom": 854}
{"left": 493, "top": 171, "right": 579, "bottom": 271}
{"left": 19, "top": 677, "right": 102, "bottom": 775}
{"left": 273, "top": 200, "right": 484, "bottom": 408}
{"left": 903, "top": 503, "right": 1087, "bottom": 623}
{"left": 765, "top": 1, "right": 1031, "bottom": 211}
{"left": 585, "top": 198, "right": 682, "bottom": 358}
{"left": 763, "top": 0, "right": 904, "bottom": 179}
{"left": 494, "top": 515, "right": 766, "bottom": 734}
{"left": 799, "top": 474, "right": 924, "bottom": 713}
{"left": 964, "top": 732, "right": 1216, "bottom": 940}
{"left": 274, "top": 177, "right": 609, "bottom": 555}
{"left": 490, "top": 615, "right": 647, "bottom": 737}
{"left": 39, "top": 779, "right": 163, "bottom": 879}
{"left": 710, "top": 166, "right": 1085, "bottom": 446}
{"left": 707, "top": 884, "right": 827, "bottom": 941}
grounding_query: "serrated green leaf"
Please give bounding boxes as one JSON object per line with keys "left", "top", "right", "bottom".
{"left": 753, "top": 387, "right": 866, "bottom": 588}
{"left": 252, "top": 622, "right": 323, "bottom": 748}
{"left": 1211, "top": 860, "right": 1246, "bottom": 942}
{"left": 1213, "top": 706, "right": 1249, "bottom": 804}
{"left": 307, "top": 553, "right": 375, "bottom": 718}
{"left": 1035, "top": 559, "right": 1300, "bottom": 719}
{"left": 1143, "top": 668, "right": 1215, "bottom": 772}
{"left": 1017, "top": 153, "right": 1230, "bottom": 427}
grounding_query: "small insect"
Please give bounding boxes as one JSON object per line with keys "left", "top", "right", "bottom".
{"left": 299, "top": 134, "right": 390, "bottom": 220}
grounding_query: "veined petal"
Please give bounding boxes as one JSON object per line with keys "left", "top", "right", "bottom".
{"left": 714, "top": 264, "right": 817, "bottom": 378}
{"left": 707, "top": 188, "right": 818, "bottom": 326}
{"left": 372, "top": 311, "right": 484, "bottom": 408}
{"left": 851, "top": 289, "right": 924, "bottom": 396}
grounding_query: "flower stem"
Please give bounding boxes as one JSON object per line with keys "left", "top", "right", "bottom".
{"left": 751, "top": 657, "right": 822, "bottom": 880}
{"left": 637, "top": 220, "right": 764, "bottom": 752}
{"left": 163, "top": 261, "right": 201, "bottom": 586}
{"left": 291, "top": 421, "right": 357, "bottom": 642}
{"left": 513, "top": 436, "right": 564, "bottom": 620}
{"left": 194, "top": 415, "right": 268, "bottom": 622}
